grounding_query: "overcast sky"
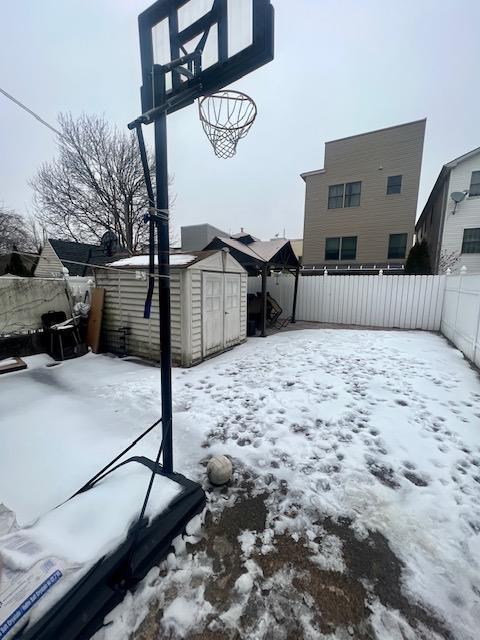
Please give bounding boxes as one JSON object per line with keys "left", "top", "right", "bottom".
{"left": 1, "top": 0, "right": 479, "bottom": 241}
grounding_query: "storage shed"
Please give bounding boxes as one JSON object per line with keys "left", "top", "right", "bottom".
{"left": 95, "top": 250, "right": 247, "bottom": 367}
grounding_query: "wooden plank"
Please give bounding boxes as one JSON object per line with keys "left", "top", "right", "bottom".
{"left": 0, "top": 356, "right": 27, "bottom": 375}
{"left": 86, "top": 288, "right": 105, "bottom": 353}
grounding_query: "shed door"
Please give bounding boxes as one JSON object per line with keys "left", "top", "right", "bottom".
{"left": 203, "top": 272, "right": 224, "bottom": 357}
{"left": 224, "top": 274, "right": 241, "bottom": 347}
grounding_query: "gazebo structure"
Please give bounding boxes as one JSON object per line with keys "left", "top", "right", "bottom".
{"left": 204, "top": 233, "right": 301, "bottom": 337}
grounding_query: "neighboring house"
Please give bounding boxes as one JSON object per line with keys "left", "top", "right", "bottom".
{"left": 34, "top": 238, "right": 125, "bottom": 277}
{"left": 181, "top": 223, "right": 228, "bottom": 252}
{"left": 301, "top": 119, "right": 426, "bottom": 271}
{"left": 415, "top": 147, "right": 480, "bottom": 274}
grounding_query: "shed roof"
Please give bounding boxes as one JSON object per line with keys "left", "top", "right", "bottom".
{"left": 107, "top": 250, "right": 221, "bottom": 269}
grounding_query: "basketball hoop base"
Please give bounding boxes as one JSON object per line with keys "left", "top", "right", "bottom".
{"left": 17, "top": 472, "right": 205, "bottom": 640}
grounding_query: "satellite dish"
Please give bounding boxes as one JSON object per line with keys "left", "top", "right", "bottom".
{"left": 100, "top": 230, "right": 118, "bottom": 256}
{"left": 450, "top": 191, "right": 466, "bottom": 203}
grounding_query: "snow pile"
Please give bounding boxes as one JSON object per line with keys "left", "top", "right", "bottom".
{"left": 108, "top": 254, "right": 196, "bottom": 268}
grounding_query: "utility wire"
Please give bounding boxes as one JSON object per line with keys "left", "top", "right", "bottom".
{"left": 11, "top": 250, "right": 170, "bottom": 280}
{"left": 0, "top": 86, "right": 63, "bottom": 137}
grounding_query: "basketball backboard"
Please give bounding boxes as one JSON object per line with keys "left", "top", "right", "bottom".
{"left": 138, "top": 0, "right": 274, "bottom": 116}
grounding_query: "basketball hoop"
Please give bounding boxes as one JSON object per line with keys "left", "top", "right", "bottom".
{"left": 198, "top": 90, "right": 257, "bottom": 159}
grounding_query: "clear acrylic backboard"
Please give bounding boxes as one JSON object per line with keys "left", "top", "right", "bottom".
{"left": 138, "top": 0, "right": 274, "bottom": 115}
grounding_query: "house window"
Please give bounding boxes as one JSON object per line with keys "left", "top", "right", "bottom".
{"left": 344, "top": 181, "right": 361, "bottom": 207}
{"left": 325, "top": 236, "right": 357, "bottom": 260}
{"left": 325, "top": 237, "right": 340, "bottom": 259}
{"left": 462, "top": 228, "right": 480, "bottom": 253}
{"left": 469, "top": 171, "right": 480, "bottom": 197}
{"left": 387, "top": 175, "right": 402, "bottom": 195}
{"left": 387, "top": 233, "right": 408, "bottom": 259}
{"left": 341, "top": 236, "right": 357, "bottom": 259}
{"left": 328, "top": 184, "right": 344, "bottom": 209}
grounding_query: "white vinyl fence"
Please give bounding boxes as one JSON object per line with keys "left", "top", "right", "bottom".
{"left": 0, "top": 276, "right": 92, "bottom": 336}
{"left": 249, "top": 273, "right": 446, "bottom": 330}
{"left": 441, "top": 273, "right": 480, "bottom": 368}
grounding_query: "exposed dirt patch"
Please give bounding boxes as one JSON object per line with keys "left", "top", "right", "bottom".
{"left": 254, "top": 533, "right": 370, "bottom": 636}
{"left": 322, "top": 517, "right": 455, "bottom": 640}
{"left": 134, "top": 486, "right": 454, "bottom": 640}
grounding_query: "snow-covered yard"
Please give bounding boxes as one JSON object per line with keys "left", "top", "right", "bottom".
{"left": 2, "top": 329, "right": 480, "bottom": 639}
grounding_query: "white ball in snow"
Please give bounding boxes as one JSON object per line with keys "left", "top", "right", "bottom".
{"left": 207, "top": 455, "right": 233, "bottom": 486}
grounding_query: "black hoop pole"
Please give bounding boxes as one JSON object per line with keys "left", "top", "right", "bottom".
{"left": 153, "top": 65, "right": 173, "bottom": 474}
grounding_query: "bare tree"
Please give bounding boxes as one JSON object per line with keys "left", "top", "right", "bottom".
{"left": 0, "top": 205, "right": 37, "bottom": 252}
{"left": 438, "top": 250, "right": 461, "bottom": 273}
{"left": 31, "top": 113, "right": 175, "bottom": 254}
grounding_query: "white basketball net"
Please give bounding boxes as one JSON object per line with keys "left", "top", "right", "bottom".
{"left": 198, "top": 90, "right": 257, "bottom": 159}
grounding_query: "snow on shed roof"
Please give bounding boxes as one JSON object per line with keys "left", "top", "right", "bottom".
{"left": 107, "top": 251, "right": 218, "bottom": 269}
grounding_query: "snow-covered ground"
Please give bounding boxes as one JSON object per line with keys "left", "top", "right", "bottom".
{"left": 2, "top": 329, "right": 480, "bottom": 639}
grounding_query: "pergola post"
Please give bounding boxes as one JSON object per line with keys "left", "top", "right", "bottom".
{"left": 260, "top": 264, "right": 268, "bottom": 337}
{"left": 291, "top": 266, "right": 300, "bottom": 323}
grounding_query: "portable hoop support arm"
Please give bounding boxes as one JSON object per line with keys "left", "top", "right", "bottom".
{"left": 131, "top": 123, "right": 156, "bottom": 319}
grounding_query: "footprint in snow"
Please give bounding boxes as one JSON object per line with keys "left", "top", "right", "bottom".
{"left": 403, "top": 471, "right": 429, "bottom": 487}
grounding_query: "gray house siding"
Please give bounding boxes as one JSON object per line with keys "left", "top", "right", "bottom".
{"left": 181, "top": 224, "right": 228, "bottom": 251}
{"left": 302, "top": 119, "right": 426, "bottom": 268}
{"left": 415, "top": 171, "right": 449, "bottom": 273}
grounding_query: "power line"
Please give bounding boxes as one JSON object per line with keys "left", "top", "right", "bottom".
{"left": 11, "top": 250, "right": 170, "bottom": 280}
{"left": 0, "top": 86, "right": 62, "bottom": 137}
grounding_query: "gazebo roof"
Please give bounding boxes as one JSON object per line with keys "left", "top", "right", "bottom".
{"left": 204, "top": 236, "right": 300, "bottom": 275}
